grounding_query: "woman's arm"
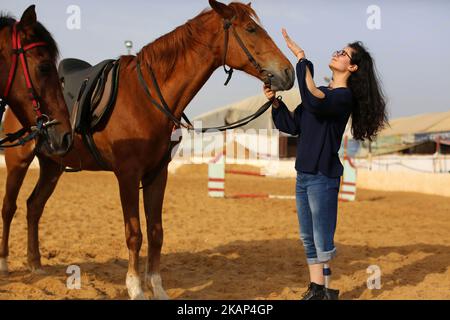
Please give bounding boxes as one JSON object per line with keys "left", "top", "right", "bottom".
{"left": 264, "top": 85, "right": 300, "bottom": 136}
{"left": 304, "top": 65, "right": 326, "bottom": 99}
{"left": 282, "top": 28, "right": 325, "bottom": 101}
{"left": 281, "top": 29, "right": 352, "bottom": 117}
{"left": 272, "top": 100, "right": 301, "bottom": 136}
{"left": 296, "top": 59, "right": 327, "bottom": 110}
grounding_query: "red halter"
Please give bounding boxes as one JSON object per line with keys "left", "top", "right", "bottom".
{"left": 2, "top": 22, "right": 47, "bottom": 118}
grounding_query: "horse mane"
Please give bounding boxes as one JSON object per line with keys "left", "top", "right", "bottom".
{"left": 228, "top": 2, "right": 260, "bottom": 23}
{"left": 0, "top": 13, "right": 15, "bottom": 31}
{"left": 139, "top": 2, "right": 259, "bottom": 82}
{"left": 0, "top": 13, "right": 59, "bottom": 62}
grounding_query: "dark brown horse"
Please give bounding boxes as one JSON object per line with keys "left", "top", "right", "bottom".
{"left": 0, "top": 5, "right": 72, "bottom": 281}
{"left": 0, "top": 6, "right": 72, "bottom": 156}
{"left": 0, "top": 1, "right": 294, "bottom": 299}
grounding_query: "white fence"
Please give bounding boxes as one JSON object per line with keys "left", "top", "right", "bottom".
{"left": 353, "top": 154, "right": 450, "bottom": 174}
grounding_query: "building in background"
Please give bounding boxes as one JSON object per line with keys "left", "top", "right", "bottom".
{"left": 192, "top": 87, "right": 301, "bottom": 160}
{"left": 347, "top": 110, "right": 450, "bottom": 174}
{"left": 190, "top": 91, "right": 450, "bottom": 174}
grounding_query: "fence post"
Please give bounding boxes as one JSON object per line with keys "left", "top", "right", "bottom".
{"left": 208, "top": 154, "right": 225, "bottom": 198}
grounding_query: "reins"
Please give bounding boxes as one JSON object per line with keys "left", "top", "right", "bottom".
{"left": 136, "top": 16, "right": 275, "bottom": 134}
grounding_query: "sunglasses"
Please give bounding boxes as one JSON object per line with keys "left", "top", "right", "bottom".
{"left": 333, "top": 49, "right": 352, "bottom": 60}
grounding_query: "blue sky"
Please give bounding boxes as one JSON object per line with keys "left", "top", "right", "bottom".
{"left": 2, "top": 0, "right": 449, "bottom": 120}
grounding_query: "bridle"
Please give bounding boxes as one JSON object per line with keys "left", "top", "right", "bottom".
{"left": 136, "top": 16, "right": 276, "bottom": 133}
{"left": 136, "top": 15, "right": 282, "bottom": 189}
{"left": 0, "top": 21, "right": 59, "bottom": 149}
{"left": 221, "top": 17, "right": 269, "bottom": 86}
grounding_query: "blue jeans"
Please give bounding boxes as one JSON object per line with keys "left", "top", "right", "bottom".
{"left": 296, "top": 171, "right": 341, "bottom": 265}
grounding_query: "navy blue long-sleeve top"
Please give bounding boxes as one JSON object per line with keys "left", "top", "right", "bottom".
{"left": 272, "top": 59, "right": 354, "bottom": 178}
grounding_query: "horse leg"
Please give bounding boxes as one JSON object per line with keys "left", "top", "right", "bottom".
{"left": 142, "top": 165, "right": 170, "bottom": 300}
{"left": 0, "top": 147, "right": 35, "bottom": 274}
{"left": 116, "top": 171, "right": 146, "bottom": 300}
{"left": 26, "top": 156, "right": 63, "bottom": 273}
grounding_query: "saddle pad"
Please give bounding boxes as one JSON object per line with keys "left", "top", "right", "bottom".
{"left": 90, "top": 61, "right": 120, "bottom": 129}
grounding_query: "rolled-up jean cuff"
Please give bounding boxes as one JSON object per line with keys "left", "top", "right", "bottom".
{"left": 317, "top": 248, "right": 337, "bottom": 264}
{"left": 306, "top": 249, "right": 337, "bottom": 265}
{"left": 306, "top": 257, "right": 321, "bottom": 265}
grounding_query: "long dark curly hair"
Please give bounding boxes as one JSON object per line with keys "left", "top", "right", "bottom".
{"left": 347, "top": 42, "right": 388, "bottom": 141}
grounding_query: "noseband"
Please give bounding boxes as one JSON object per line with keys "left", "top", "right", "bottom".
{"left": 0, "top": 22, "right": 59, "bottom": 149}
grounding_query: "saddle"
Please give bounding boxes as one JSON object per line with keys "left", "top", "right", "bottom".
{"left": 58, "top": 58, "right": 120, "bottom": 171}
{"left": 56, "top": 57, "right": 177, "bottom": 176}
{"left": 58, "top": 58, "right": 120, "bottom": 132}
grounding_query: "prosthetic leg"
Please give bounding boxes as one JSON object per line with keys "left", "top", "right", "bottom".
{"left": 323, "top": 264, "right": 340, "bottom": 300}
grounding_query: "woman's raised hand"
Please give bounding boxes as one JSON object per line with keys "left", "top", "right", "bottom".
{"left": 282, "top": 28, "right": 305, "bottom": 60}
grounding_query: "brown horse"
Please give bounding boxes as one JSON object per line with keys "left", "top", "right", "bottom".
{"left": 0, "top": 1, "right": 294, "bottom": 299}
{"left": 0, "top": 5, "right": 72, "bottom": 156}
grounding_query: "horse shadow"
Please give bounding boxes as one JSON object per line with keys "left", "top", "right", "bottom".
{"left": 0, "top": 239, "right": 448, "bottom": 300}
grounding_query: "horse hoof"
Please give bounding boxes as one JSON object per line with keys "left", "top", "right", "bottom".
{"left": 131, "top": 292, "right": 148, "bottom": 300}
{"left": 152, "top": 289, "right": 170, "bottom": 300}
{"left": 126, "top": 274, "right": 147, "bottom": 300}
{"left": 0, "top": 258, "right": 8, "bottom": 275}
{"left": 30, "top": 268, "right": 47, "bottom": 275}
{"left": 147, "top": 273, "right": 170, "bottom": 300}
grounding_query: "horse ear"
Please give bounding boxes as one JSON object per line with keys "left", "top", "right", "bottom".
{"left": 209, "top": 0, "right": 235, "bottom": 20}
{"left": 20, "top": 5, "right": 37, "bottom": 28}
{"left": 247, "top": 2, "right": 252, "bottom": 7}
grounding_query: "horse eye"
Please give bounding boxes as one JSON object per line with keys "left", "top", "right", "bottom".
{"left": 246, "top": 25, "right": 257, "bottom": 33}
{"left": 38, "top": 63, "right": 52, "bottom": 74}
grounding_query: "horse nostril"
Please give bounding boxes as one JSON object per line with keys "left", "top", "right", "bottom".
{"left": 284, "top": 68, "right": 292, "bottom": 77}
{"left": 285, "top": 68, "right": 295, "bottom": 85}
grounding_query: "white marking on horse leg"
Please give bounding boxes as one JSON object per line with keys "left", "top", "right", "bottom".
{"left": 149, "top": 273, "right": 170, "bottom": 300}
{"left": 0, "top": 258, "right": 8, "bottom": 274}
{"left": 126, "top": 273, "right": 147, "bottom": 300}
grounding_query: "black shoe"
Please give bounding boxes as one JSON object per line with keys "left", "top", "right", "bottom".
{"left": 301, "top": 283, "right": 325, "bottom": 300}
{"left": 323, "top": 288, "right": 340, "bottom": 300}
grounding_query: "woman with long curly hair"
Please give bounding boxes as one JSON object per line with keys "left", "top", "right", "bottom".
{"left": 265, "top": 29, "right": 388, "bottom": 300}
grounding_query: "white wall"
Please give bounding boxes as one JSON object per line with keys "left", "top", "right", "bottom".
{"left": 357, "top": 169, "right": 450, "bottom": 198}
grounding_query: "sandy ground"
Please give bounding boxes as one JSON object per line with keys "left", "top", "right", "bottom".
{"left": 0, "top": 165, "right": 449, "bottom": 300}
